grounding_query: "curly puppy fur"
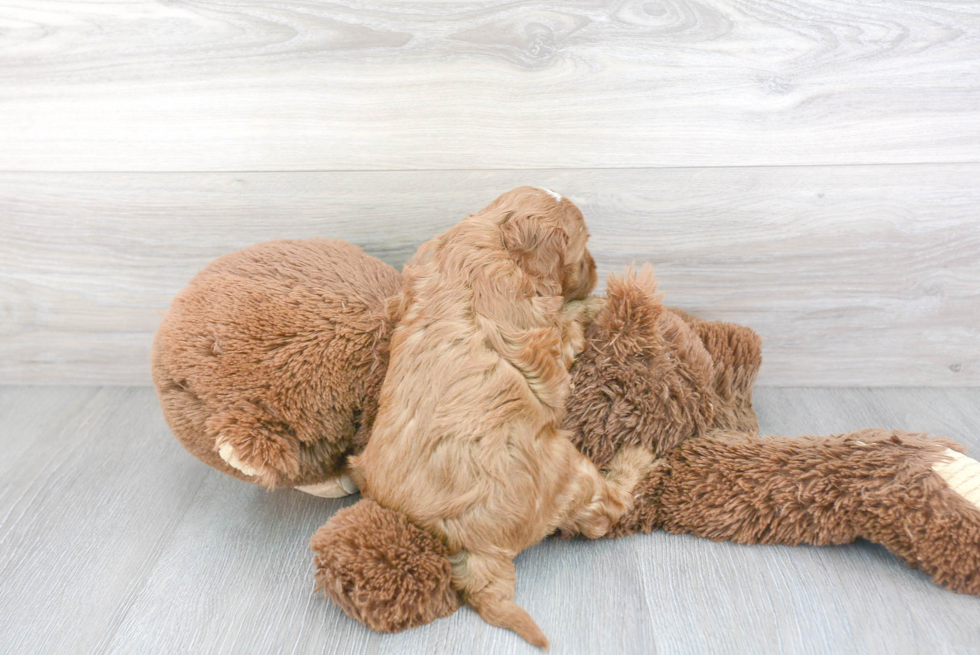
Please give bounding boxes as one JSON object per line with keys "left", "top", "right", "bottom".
{"left": 349, "top": 187, "right": 653, "bottom": 648}
{"left": 152, "top": 239, "right": 400, "bottom": 488}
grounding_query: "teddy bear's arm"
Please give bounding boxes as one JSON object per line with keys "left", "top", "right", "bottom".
{"left": 613, "top": 428, "right": 980, "bottom": 596}
{"left": 666, "top": 307, "right": 762, "bottom": 434}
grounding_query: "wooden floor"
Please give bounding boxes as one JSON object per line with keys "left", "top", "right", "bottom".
{"left": 2, "top": 385, "right": 979, "bottom": 655}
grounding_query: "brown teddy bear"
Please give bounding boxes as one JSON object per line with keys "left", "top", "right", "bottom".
{"left": 152, "top": 202, "right": 980, "bottom": 642}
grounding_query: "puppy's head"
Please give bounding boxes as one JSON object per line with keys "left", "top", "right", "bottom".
{"left": 490, "top": 187, "right": 597, "bottom": 300}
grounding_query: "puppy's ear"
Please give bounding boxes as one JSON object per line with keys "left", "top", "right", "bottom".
{"left": 500, "top": 213, "right": 568, "bottom": 281}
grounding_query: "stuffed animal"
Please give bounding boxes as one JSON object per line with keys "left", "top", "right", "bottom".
{"left": 152, "top": 203, "right": 980, "bottom": 641}
{"left": 152, "top": 238, "right": 399, "bottom": 495}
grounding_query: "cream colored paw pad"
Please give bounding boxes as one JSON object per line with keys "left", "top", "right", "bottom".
{"left": 296, "top": 474, "right": 358, "bottom": 498}
{"left": 933, "top": 449, "right": 980, "bottom": 510}
{"left": 218, "top": 442, "right": 260, "bottom": 477}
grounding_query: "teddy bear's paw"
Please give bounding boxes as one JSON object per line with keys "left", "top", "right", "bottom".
{"left": 296, "top": 473, "right": 359, "bottom": 498}
{"left": 206, "top": 406, "right": 304, "bottom": 485}
{"left": 218, "top": 442, "right": 261, "bottom": 477}
{"left": 312, "top": 499, "right": 461, "bottom": 632}
{"left": 214, "top": 433, "right": 301, "bottom": 486}
{"left": 933, "top": 449, "right": 980, "bottom": 510}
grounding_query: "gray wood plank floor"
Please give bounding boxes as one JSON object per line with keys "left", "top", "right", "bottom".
{"left": 2, "top": 386, "right": 979, "bottom": 655}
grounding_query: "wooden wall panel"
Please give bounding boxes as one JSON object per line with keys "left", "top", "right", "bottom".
{"left": 2, "top": 166, "right": 977, "bottom": 386}
{"left": 0, "top": 0, "right": 978, "bottom": 170}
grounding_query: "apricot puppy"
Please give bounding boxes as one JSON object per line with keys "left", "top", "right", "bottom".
{"left": 350, "top": 187, "right": 654, "bottom": 648}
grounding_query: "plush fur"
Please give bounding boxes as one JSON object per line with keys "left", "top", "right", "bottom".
{"left": 350, "top": 187, "right": 651, "bottom": 647}
{"left": 152, "top": 195, "right": 980, "bottom": 646}
{"left": 152, "top": 238, "right": 399, "bottom": 489}
{"left": 311, "top": 498, "right": 461, "bottom": 632}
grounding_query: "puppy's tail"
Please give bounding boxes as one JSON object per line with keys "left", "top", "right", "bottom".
{"left": 450, "top": 550, "right": 549, "bottom": 649}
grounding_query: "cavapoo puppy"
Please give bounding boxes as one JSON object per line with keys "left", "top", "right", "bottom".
{"left": 349, "top": 187, "right": 654, "bottom": 647}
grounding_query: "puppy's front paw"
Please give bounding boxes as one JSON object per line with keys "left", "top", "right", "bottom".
{"left": 579, "top": 295, "right": 607, "bottom": 324}
{"left": 563, "top": 296, "right": 606, "bottom": 326}
{"left": 605, "top": 445, "right": 657, "bottom": 494}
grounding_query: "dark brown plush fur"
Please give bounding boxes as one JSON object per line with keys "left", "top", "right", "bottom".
{"left": 620, "top": 429, "right": 980, "bottom": 595}
{"left": 153, "top": 236, "right": 980, "bottom": 638}
{"left": 562, "top": 266, "right": 761, "bottom": 470}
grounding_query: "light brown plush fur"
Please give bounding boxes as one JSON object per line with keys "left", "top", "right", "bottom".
{"left": 350, "top": 187, "right": 651, "bottom": 647}
{"left": 152, "top": 200, "right": 980, "bottom": 645}
{"left": 152, "top": 238, "right": 399, "bottom": 488}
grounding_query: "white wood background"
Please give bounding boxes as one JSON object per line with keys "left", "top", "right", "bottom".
{"left": 0, "top": 0, "right": 978, "bottom": 385}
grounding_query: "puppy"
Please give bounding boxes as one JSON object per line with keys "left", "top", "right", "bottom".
{"left": 349, "top": 187, "right": 653, "bottom": 647}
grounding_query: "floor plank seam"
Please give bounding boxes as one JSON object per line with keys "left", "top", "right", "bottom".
{"left": 92, "top": 468, "right": 212, "bottom": 655}
{"left": 0, "top": 388, "right": 115, "bottom": 555}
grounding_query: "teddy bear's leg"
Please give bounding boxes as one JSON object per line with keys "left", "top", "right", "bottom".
{"left": 615, "top": 428, "right": 980, "bottom": 596}
{"left": 897, "top": 447, "right": 980, "bottom": 594}
{"left": 311, "top": 499, "right": 460, "bottom": 632}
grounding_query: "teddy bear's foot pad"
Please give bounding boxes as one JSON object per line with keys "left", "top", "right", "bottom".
{"left": 933, "top": 449, "right": 980, "bottom": 510}
{"left": 297, "top": 474, "right": 358, "bottom": 498}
